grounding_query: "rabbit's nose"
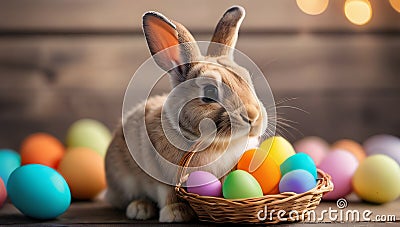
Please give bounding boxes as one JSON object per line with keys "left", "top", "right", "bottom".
{"left": 241, "top": 105, "right": 260, "bottom": 125}
{"left": 240, "top": 114, "right": 251, "bottom": 125}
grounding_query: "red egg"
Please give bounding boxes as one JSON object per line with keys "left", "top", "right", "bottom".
{"left": 0, "top": 178, "right": 6, "bottom": 208}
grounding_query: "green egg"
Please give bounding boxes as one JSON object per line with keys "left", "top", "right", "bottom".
{"left": 222, "top": 170, "right": 263, "bottom": 199}
{"left": 66, "top": 119, "right": 112, "bottom": 157}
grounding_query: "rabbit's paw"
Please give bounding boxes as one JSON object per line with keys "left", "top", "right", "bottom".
{"left": 159, "top": 203, "right": 195, "bottom": 222}
{"left": 126, "top": 200, "right": 157, "bottom": 220}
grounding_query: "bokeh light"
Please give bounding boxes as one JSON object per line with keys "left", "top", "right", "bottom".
{"left": 296, "top": 0, "right": 329, "bottom": 15}
{"left": 344, "top": 0, "right": 373, "bottom": 25}
{"left": 389, "top": 0, "right": 400, "bottom": 13}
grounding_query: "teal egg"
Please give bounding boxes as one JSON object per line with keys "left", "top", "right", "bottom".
{"left": 66, "top": 119, "right": 112, "bottom": 157}
{"left": 280, "top": 152, "right": 317, "bottom": 179}
{"left": 223, "top": 170, "right": 263, "bottom": 199}
{"left": 0, "top": 149, "right": 21, "bottom": 188}
{"left": 7, "top": 164, "right": 71, "bottom": 219}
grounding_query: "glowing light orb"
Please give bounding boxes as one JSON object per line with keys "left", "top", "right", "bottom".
{"left": 296, "top": 0, "right": 329, "bottom": 15}
{"left": 344, "top": 0, "right": 372, "bottom": 25}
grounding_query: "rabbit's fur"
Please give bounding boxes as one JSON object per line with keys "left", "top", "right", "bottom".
{"left": 105, "top": 6, "right": 268, "bottom": 222}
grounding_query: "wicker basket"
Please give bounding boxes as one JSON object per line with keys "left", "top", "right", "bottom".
{"left": 175, "top": 151, "right": 334, "bottom": 224}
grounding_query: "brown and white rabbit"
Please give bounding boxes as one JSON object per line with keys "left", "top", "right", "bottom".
{"left": 105, "top": 6, "right": 268, "bottom": 222}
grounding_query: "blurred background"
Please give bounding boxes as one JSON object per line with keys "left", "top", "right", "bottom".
{"left": 0, "top": 0, "right": 399, "bottom": 149}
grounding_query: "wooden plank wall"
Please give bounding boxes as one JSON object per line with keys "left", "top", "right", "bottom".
{"left": 0, "top": 0, "right": 399, "bottom": 150}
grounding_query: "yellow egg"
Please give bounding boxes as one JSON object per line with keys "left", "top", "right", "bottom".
{"left": 352, "top": 154, "right": 400, "bottom": 204}
{"left": 57, "top": 148, "right": 106, "bottom": 200}
{"left": 259, "top": 136, "right": 295, "bottom": 166}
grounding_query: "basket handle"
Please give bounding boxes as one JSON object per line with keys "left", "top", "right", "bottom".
{"left": 176, "top": 140, "right": 205, "bottom": 188}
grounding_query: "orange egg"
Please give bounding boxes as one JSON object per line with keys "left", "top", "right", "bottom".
{"left": 332, "top": 139, "right": 366, "bottom": 162}
{"left": 237, "top": 148, "right": 281, "bottom": 194}
{"left": 20, "top": 133, "right": 65, "bottom": 169}
{"left": 57, "top": 147, "right": 106, "bottom": 199}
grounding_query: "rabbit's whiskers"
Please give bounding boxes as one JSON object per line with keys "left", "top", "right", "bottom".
{"left": 260, "top": 97, "right": 306, "bottom": 141}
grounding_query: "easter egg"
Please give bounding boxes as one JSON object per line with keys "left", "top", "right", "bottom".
{"left": 20, "top": 133, "right": 65, "bottom": 169}
{"left": 279, "top": 169, "right": 317, "bottom": 194}
{"left": 280, "top": 153, "right": 317, "bottom": 179}
{"left": 0, "top": 149, "right": 21, "bottom": 188}
{"left": 66, "top": 119, "right": 112, "bottom": 157}
{"left": 237, "top": 148, "right": 281, "bottom": 194}
{"left": 294, "top": 136, "right": 329, "bottom": 166}
{"left": 352, "top": 154, "right": 400, "bottom": 204}
{"left": 332, "top": 139, "right": 366, "bottom": 162}
{"left": 363, "top": 134, "right": 400, "bottom": 165}
{"left": 319, "top": 149, "right": 358, "bottom": 200}
{"left": 186, "top": 171, "right": 222, "bottom": 197}
{"left": 0, "top": 178, "right": 6, "bottom": 208}
{"left": 222, "top": 170, "right": 263, "bottom": 199}
{"left": 58, "top": 147, "right": 106, "bottom": 199}
{"left": 7, "top": 164, "right": 71, "bottom": 219}
{"left": 259, "top": 136, "right": 295, "bottom": 166}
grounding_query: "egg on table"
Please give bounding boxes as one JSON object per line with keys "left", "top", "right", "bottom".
{"left": 65, "top": 119, "right": 112, "bottom": 157}
{"left": 57, "top": 147, "right": 106, "bottom": 199}
{"left": 259, "top": 136, "right": 295, "bottom": 166}
{"left": 294, "top": 136, "right": 329, "bottom": 166}
{"left": 237, "top": 148, "right": 281, "bottom": 194}
{"left": 352, "top": 154, "right": 400, "bottom": 204}
{"left": 319, "top": 149, "right": 359, "bottom": 200}
{"left": 363, "top": 134, "right": 400, "bottom": 165}
{"left": 223, "top": 170, "right": 263, "bottom": 199}
{"left": 0, "top": 178, "right": 6, "bottom": 208}
{"left": 279, "top": 169, "right": 317, "bottom": 194}
{"left": 332, "top": 139, "right": 366, "bottom": 163}
{"left": 7, "top": 164, "right": 71, "bottom": 219}
{"left": 0, "top": 149, "right": 21, "bottom": 188}
{"left": 186, "top": 171, "right": 222, "bottom": 197}
{"left": 20, "top": 133, "right": 65, "bottom": 169}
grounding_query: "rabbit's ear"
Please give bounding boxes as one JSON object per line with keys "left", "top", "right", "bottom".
{"left": 207, "top": 6, "right": 245, "bottom": 58}
{"left": 143, "top": 12, "right": 200, "bottom": 86}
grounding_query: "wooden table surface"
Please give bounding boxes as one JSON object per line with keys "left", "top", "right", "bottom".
{"left": 1, "top": 199, "right": 399, "bottom": 226}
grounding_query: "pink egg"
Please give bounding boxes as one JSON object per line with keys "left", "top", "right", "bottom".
{"left": 294, "top": 136, "right": 329, "bottom": 166}
{"left": 186, "top": 171, "right": 222, "bottom": 197}
{"left": 0, "top": 178, "right": 6, "bottom": 208}
{"left": 319, "top": 149, "right": 359, "bottom": 200}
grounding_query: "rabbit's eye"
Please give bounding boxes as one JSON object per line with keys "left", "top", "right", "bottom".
{"left": 202, "top": 85, "right": 218, "bottom": 103}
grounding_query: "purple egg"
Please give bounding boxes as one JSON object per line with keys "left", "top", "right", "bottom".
{"left": 363, "top": 134, "right": 400, "bottom": 165}
{"left": 279, "top": 169, "right": 317, "bottom": 194}
{"left": 186, "top": 171, "right": 222, "bottom": 197}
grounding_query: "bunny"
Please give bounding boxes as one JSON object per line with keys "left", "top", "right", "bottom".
{"left": 105, "top": 6, "right": 268, "bottom": 222}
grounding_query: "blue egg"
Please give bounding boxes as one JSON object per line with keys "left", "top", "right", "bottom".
{"left": 280, "top": 152, "right": 317, "bottom": 179}
{"left": 279, "top": 169, "right": 317, "bottom": 194}
{"left": 0, "top": 149, "right": 21, "bottom": 188}
{"left": 7, "top": 164, "right": 71, "bottom": 219}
